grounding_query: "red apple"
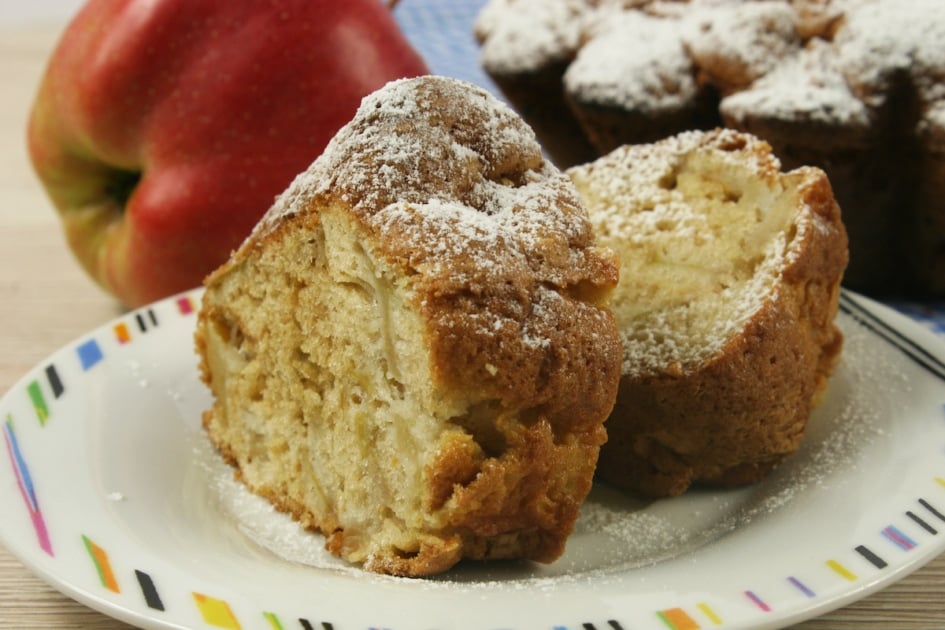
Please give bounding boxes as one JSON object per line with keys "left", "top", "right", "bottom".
{"left": 28, "top": 0, "right": 428, "bottom": 307}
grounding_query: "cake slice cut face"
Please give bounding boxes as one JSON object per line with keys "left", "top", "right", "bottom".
{"left": 568, "top": 129, "right": 848, "bottom": 498}
{"left": 194, "top": 76, "right": 623, "bottom": 576}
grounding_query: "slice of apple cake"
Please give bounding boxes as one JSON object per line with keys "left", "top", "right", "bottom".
{"left": 194, "top": 76, "right": 622, "bottom": 576}
{"left": 568, "top": 129, "right": 848, "bottom": 498}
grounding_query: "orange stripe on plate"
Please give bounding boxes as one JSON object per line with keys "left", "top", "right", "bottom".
{"left": 114, "top": 323, "right": 131, "bottom": 344}
{"left": 81, "top": 535, "right": 119, "bottom": 593}
{"left": 659, "top": 607, "right": 700, "bottom": 630}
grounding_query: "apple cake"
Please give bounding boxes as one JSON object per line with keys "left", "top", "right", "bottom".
{"left": 567, "top": 129, "right": 848, "bottom": 497}
{"left": 194, "top": 76, "right": 623, "bottom": 576}
{"left": 475, "top": 0, "right": 944, "bottom": 296}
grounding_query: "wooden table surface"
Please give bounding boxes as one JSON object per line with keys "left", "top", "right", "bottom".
{"left": 1, "top": 19, "right": 944, "bottom": 630}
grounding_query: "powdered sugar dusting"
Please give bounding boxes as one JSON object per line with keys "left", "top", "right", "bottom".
{"left": 568, "top": 129, "right": 802, "bottom": 375}
{"left": 187, "top": 430, "right": 353, "bottom": 572}
{"left": 478, "top": 0, "right": 945, "bottom": 133}
{"left": 721, "top": 39, "right": 871, "bottom": 130}
{"left": 835, "top": 0, "right": 945, "bottom": 109}
{"left": 475, "top": 0, "right": 591, "bottom": 75}
{"left": 564, "top": 9, "right": 698, "bottom": 112}
{"left": 255, "top": 77, "right": 594, "bottom": 286}
{"left": 683, "top": 1, "right": 800, "bottom": 89}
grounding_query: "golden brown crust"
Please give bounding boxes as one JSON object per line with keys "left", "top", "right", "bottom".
{"left": 569, "top": 129, "right": 848, "bottom": 498}
{"left": 195, "top": 76, "right": 622, "bottom": 576}
{"left": 599, "top": 286, "right": 842, "bottom": 497}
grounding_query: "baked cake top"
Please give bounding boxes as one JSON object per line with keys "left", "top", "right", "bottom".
{"left": 476, "top": 0, "right": 945, "bottom": 143}
{"left": 568, "top": 129, "right": 844, "bottom": 376}
{"left": 253, "top": 76, "right": 614, "bottom": 292}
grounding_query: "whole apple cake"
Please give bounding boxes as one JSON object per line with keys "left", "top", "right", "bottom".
{"left": 194, "top": 76, "right": 623, "bottom": 576}
{"left": 475, "top": 0, "right": 945, "bottom": 296}
{"left": 567, "top": 129, "right": 848, "bottom": 498}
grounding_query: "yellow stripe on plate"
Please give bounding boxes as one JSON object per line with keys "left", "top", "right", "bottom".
{"left": 827, "top": 559, "right": 857, "bottom": 581}
{"left": 193, "top": 592, "right": 241, "bottom": 629}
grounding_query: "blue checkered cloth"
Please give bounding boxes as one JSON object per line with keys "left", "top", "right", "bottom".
{"left": 393, "top": 0, "right": 945, "bottom": 338}
{"left": 393, "top": 0, "right": 500, "bottom": 96}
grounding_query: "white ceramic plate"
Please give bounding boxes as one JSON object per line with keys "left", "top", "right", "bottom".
{"left": 2, "top": 288, "right": 945, "bottom": 630}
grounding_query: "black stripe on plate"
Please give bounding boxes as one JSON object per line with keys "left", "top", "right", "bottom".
{"left": 134, "top": 570, "right": 164, "bottom": 611}
{"left": 920, "top": 498, "right": 945, "bottom": 523}
{"left": 839, "top": 291, "right": 945, "bottom": 382}
{"left": 855, "top": 544, "right": 888, "bottom": 569}
{"left": 45, "top": 364, "right": 64, "bottom": 399}
{"left": 906, "top": 510, "right": 938, "bottom": 535}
